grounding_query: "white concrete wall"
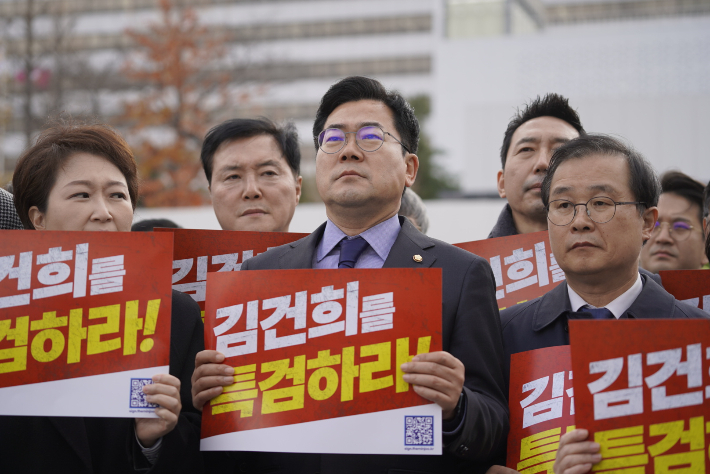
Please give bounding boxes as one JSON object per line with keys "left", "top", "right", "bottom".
{"left": 431, "top": 15, "right": 710, "bottom": 193}
{"left": 132, "top": 198, "right": 506, "bottom": 244}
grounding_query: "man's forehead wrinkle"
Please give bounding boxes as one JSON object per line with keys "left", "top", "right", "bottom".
{"left": 551, "top": 183, "right": 620, "bottom": 197}
{"left": 324, "top": 121, "right": 384, "bottom": 130}
{"left": 257, "top": 159, "right": 286, "bottom": 168}
{"left": 514, "top": 136, "right": 539, "bottom": 147}
{"left": 551, "top": 185, "right": 571, "bottom": 196}
{"left": 217, "top": 163, "right": 243, "bottom": 172}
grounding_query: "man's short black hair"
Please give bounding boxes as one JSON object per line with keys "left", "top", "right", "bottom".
{"left": 131, "top": 218, "right": 181, "bottom": 232}
{"left": 500, "top": 93, "right": 585, "bottom": 169}
{"left": 312, "top": 76, "right": 419, "bottom": 155}
{"left": 703, "top": 180, "right": 710, "bottom": 219}
{"left": 541, "top": 134, "right": 661, "bottom": 213}
{"left": 659, "top": 171, "right": 705, "bottom": 223}
{"left": 201, "top": 118, "right": 301, "bottom": 184}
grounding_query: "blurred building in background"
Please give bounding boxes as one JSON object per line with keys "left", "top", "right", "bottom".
{"left": 1, "top": 0, "right": 708, "bottom": 202}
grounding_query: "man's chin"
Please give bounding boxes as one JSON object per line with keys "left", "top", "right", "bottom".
{"left": 225, "top": 215, "right": 277, "bottom": 233}
{"left": 641, "top": 259, "right": 676, "bottom": 273}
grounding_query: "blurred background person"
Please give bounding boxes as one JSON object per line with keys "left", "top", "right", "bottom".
{"left": 1, "top": 187, "right": 23, "bottom": 230}
{"left": 398, "top": 187, "right": 430, "bottom": 234}
{"left": 7, "top": 122, "right": 204, "bottom": 474}
{"left": 490, "top": 94, "right": 585, "bottom": 238}
{"left": 640, "top": 170, "right": 709, "bottom": 272}
{"left": 132, "top": 217, "right": 181, "bottom": 232}
{"left": 704, "top": 179, "right": 710, "bottom": 235}
{"left": 200, "top": 118, "right": 302, "bottom": 232}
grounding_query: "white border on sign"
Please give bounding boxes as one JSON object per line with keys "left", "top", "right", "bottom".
{"left": 201, "top": 403, "right": 441, "bottom": 455}
{"left": 0, "top": 365, "right": 169, "bottom": 418}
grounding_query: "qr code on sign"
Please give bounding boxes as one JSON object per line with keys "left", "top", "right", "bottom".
{"left": 129, "top": 378, "right": 158, "bottom": 409}
{"left": 404, "top": 416, "right": 434, "bottom": 446}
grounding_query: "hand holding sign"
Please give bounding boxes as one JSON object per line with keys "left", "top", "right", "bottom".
{"left": 401, "top": 351, "right": 465, "bottom": 420}
{"left": 191, "top": 350, "right": 235, "bottom": 411}
{"left": 553, "top": 429, "right": 601, "bottom": 474}
{"left": 135, "top": 373, "right": 182, "bottom": 447}
{"left": 200, "top": 268, "right": 444, "bottom": 455}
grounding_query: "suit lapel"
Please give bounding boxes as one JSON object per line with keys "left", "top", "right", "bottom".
{"left": 278, "top": 222, "right": 326, "bottom": 269}
{"left": 49, "top": 417, "right": 93, "bottom": 473}
{"left": 383, "top": 218, "right": 437, "bottom": 269}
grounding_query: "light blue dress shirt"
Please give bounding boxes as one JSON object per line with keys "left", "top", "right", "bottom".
{"left": 312, "top": 215, "right": 401, "bottom": 269}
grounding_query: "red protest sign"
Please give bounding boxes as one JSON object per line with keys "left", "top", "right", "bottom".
{"left": 201, "top": 268, "right": 443, "bottom": 455}
{"left": 0, "top": 230, "right": 172, "bottom": 418}
{"left": 570, "top": 320, "right": 710, "bottom": 473}
{"left": 659, "top": 270, "right": 710, "bottom": 314}
{"left": 507, "top": 346, "right": 575, "bottom": 472}
{"left": 155, "top": 228, "right": 308, "bottom": 313}
{"left": 455, "top": 231, "right": 563, "bottom": 310}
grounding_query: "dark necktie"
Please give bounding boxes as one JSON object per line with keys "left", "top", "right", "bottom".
{"left": 338, "top": 236, "right": 370, "bottom": 269}
{"left": 575, "top": 306, "right": 615, "bottom": 320}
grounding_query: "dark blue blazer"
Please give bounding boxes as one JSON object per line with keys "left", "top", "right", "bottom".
{"left": 501, "top": 274, "right": 709, "bottom": 377}
{"left": 211, "top": 218, "right": 509, "bottom": 474}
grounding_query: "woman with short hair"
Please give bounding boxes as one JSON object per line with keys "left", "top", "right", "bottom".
{"left": 6, "top": 122, "right": 204, "bottom": 474}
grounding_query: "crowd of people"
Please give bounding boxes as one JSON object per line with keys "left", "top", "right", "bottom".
{"left": 1, "top": 75, "right": 709, "bottom": 474}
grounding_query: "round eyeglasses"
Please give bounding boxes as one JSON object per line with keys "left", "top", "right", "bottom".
{"left": 316, "top": 126, "right": 411, "bottom": 154}
{"left": 547, "top": 196, "right": 646, "bottom": 226}
{"left": 651, "top": 221, "right": 696, "bottom": 241}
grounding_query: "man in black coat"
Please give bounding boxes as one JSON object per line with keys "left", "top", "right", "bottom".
{"left": 498, "top": 134, "right": 708, "bottom": 474}
{"left": 192, "top": 76, "right": 509, "bottom": 474}
{"left": 489, "top": 94, "right": 584, "bottom": 239}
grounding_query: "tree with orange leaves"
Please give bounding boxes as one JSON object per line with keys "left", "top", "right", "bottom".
{"left": 120, "top": 0, "right": 231, "bottom": 207}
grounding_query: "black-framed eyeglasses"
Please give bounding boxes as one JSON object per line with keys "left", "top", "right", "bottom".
{"left": 547, "top": 196, "right": 646, "bottom": 226}
{"left": 315, "top": 126, "right": 411, "bottom": 154}
{"left": 651, "top": 221, "right": 696, "bottom": 241}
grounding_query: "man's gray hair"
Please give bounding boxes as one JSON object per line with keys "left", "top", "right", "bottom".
{"left": 399, "top": 188, "right": 429, "bottom": 234}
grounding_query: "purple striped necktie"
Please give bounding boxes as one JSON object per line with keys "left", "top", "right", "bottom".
{"left": 338, "top": 237, "right": 370, "bottom": 269}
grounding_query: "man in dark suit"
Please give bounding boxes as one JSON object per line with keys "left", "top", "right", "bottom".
{"left": 489, "top": 94, "right": 584, "bottom": 239}
{"left": 498, "top": 135, "right": 708, "bottom": 474}
{"left": 191, "top": 76, "right": 509, "bottom": 473}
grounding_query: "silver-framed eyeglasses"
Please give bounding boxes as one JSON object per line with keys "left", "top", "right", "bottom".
{"left": 547, "top": 196, "right": 646, "bottom": 226}
{"left": 651, "top": 221, "right": 696, "bottom": 241}
{"left": 316, "top": 126, "right": 411, "bottom": 154}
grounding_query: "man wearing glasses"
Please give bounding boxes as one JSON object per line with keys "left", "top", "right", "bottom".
{"left": 639, "top": 171, "right": 709, "bottom": 272}
{"left": 192, "top": 76, "right": 509, "bottom": 473}
{"left": 497, "top": 135, "right": 708, "bottom": 474}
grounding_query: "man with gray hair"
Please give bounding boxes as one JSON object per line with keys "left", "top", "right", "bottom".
{"left": 495, "top": 135, "right": 707, "bottom": 474}
{"left": 398, "top": 187, "right": 429, "bottom": 234}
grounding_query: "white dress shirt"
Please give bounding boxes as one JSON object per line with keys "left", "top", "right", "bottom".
{"left": 567, "top": 272, "right": 643, "bottom": 319}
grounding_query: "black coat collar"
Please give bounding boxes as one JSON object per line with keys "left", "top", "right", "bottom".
{"left": 532, "top": 274, "right": 676, "bottom": 331}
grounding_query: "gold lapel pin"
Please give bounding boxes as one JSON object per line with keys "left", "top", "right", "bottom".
{"left": 413, "top": 255, "right": 423, "bottom": 263}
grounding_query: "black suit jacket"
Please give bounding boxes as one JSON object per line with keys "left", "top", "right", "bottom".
{"left": 0, "top": 290, "right": 205, "bottom": 474}
{"left": 214, "top": 218, "right": 508, "bottom": 474}
{"left": 501, "top": 274, "right": 709, "bottom": 375}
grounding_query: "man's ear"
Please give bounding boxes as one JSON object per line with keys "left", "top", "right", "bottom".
{"left": 28, "top": 206, "right": 46, "bottom": 230}
{"left": 404, "top": 153, "right": 419, "bottom": 188}
{"left": 294, "top": 175, "right": 303, "bottom": 203}
{"left": 641, "top": 206, "right": 658, "bottom": 242}
{"left": 496, "top": 169, "right": 506, "bottom": 198}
